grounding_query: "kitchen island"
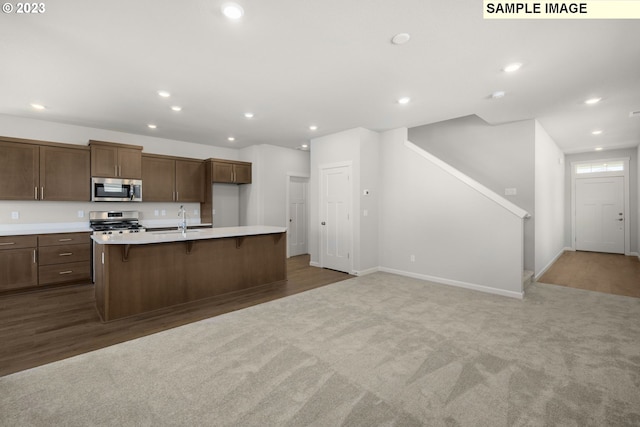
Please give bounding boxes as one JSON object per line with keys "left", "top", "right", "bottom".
{"left": 92, "top": 226, "right": 286, "bottom": 321}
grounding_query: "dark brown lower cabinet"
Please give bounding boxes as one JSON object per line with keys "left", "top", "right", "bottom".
{"left": 94, "top": 232, "right": 286, "bottom": 321}
{"left": 0, "top": 236, "right": 37, "bottom": 291}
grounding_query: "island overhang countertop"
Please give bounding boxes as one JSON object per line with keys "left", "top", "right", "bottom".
{"left": 91, "top": 225, "right": 287, "bottom": 245}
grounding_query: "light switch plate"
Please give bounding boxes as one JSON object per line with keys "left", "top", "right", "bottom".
{"left": 504, "top": 188, "right": 517, "bottom": 196}
{"left": 11, "top": 211, "right": 19, "bottom": 220}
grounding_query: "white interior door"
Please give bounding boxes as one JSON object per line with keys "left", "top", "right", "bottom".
{"left": 575, "top": 176, "right": 624, "bottom": 254}
{"left": 320, "top": 165, "right": 351, "bottom": 273}
{"left": 288, "top": 177, "right": 308, "bottom": 257}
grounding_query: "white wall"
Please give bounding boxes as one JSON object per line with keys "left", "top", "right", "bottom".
{"left": 564, "top": 147, "right": 638, "bottom": 254}
{"left": 534, "top": 121, "right": 565, "bottom": 277}
{"left": 638, "top": 143, "right": 640, "bottom": 258}
{"left": 239, "top": 144, "right": 310, "bottom": 228}
{"left": 211, "top": 184, "right": 240, "bottom": 227}
{"left": 379, "top": 128, "right": 524, "bottom": 297}
{"left": 407, "top": 115, "right": 535, "bottom": 271}
{"left": 358, "top": 129, "right": 380, "bottom": 273}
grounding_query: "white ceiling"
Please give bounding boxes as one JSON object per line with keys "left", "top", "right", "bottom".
{"left": 1, "top": 0, "right": 639, "bottom": 153}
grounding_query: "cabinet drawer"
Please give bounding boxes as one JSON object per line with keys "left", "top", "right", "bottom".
{"left": 38, "top": 232, "right": 90, "bottom": 247}
{"left": 39, "top": 243, "right": 90, "bottom": 266}
{"left": 0, "top": 235, "right": 37, "bottom": 250}
{"left": 39, "top": 261, "right": 90, "bottom": 285}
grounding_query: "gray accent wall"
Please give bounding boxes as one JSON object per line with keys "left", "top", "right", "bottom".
{"left": 408, "top": 115, "right": 536, "bottom": 271}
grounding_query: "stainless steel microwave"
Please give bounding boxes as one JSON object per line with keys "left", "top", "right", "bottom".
{"left": 91, "top": 177, "right": 142, "bottom": 202}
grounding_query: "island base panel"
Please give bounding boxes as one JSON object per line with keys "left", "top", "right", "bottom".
{"left": 94, "top": 232, "right": 286, "bottom": 321}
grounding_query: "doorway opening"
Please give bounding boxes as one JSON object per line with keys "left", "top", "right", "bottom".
{"left": 286, "top": 175, "right": 309, "bottom": 258}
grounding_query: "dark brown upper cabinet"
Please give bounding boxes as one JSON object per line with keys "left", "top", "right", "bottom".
{"left": 90, "top": 140, "right": 142, "bottom": 179}
{"left": 142, "top": 154, "right": 204, "bottom": 203}
{"left": 210, "top": 159, "right": 252, "bottom": 184}
{"left": 0, "top": 137, "right": 90, "bottom": 201}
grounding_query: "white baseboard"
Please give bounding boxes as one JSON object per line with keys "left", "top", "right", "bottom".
{"left": 535, "top": 248, "right": 567, "bottom": 281}
{"left": 309, "top": 261, "right": 321, "bottom": 268}
{"left": 378, "top": 267, "right": 524, "bottom": 300}
{"left": 351, "top": 267, "right": 379, "bottom": 276}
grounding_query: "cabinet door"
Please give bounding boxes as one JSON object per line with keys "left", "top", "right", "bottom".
{"left": 142, "top": 156, "right": 176, "bottom": 202}
{"left": 0, "top": 248, "right": 37, "bottom": 291}
{"left": 234, "top": 163, "right": 252, "bottom": 184}
{"left": 212, "top": 161, "right": 234, "bottom": 183}
{"left": 118, "top": 148, "right": 142, "bottom": 179}
{"left": 40, "top": 146, "right": 90, "bottom": 201}
{"left": 91, "top": 145, "right": 118, "bottom": 177}
{"left": 0, "top": 141, "right": 39, "bottom": 200}
{"left": 175, "top": 160, "right": 204, "bottom": 202}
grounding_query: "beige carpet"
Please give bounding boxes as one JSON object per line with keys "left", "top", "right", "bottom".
{"left": 539, "top": 251, "right": 640, "bottom": 298}
{"left": 1, "top": 272, "right": 639, "bottom": 426}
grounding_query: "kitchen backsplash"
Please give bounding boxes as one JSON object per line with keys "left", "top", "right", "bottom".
{"left": 0, "top": 201, "right": 202, "bottom": 228}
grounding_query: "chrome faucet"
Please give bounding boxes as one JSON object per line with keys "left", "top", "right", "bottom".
{"left": 178, "top": 205, "right": 187, "bottom": 232}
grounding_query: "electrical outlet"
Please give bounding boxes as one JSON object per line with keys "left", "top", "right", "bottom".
{"left": 77, "top": 210, "right": 84, "bottom": 218}
{"left": 212, "top": 209, "right": 216, "bottom": 215}
{"left": 410, "top": 254, "right": 415, "bottom": 262}
{"left": 504, "top": 188, "right": 517, "bottom": 196}
{"left": 193, "top": 209, "right": 199, "bottom": 215}
{"left": 11, "top": 211, "right": 19, "bottom": 220}
{"left": 161, "top": 210, "right": 166, "bottom": 216}
{"left": 154, "top": 210, "right": 159, "bottom": 216}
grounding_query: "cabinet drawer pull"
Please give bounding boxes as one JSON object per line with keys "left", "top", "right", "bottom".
{"left": 59, "top": 252, "right": 73, "bottom": 256}
{"left": 35, "top": 186, "right": 38, "bottom": 200}
{"left": 58, "top": 238, "right": 73, "bottom": 242}
{"left": 0, "top": 242, "right": 16, "bottom": 246}
{"left": 59, "top": 270, "right": 73, "bottom": 275}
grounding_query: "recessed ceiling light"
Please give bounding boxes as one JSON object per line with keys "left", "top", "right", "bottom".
{"left": 595, "top": 147, "right": 603, "bottom": 151}
{"left": 309, "top": 125, "right": 318, "bottom": 131}
{"left": 491, "top": 90, "right": 506, "bottom": 99}
{"left": 397, "top": 97, "right": 411, "bottom": 105}
{"left": 391, "top": 33, "right": 411, "bottom": 45}
{"left": 222, "top": 2, "right": 244, "bottom": 19}
{"left": 30, "top": 103, "right": 46, "bottom": 110}
{"left": 147, "top": 124, "right": 157, "bottom": 129}
{"left": 171, "top": 106, "right": 182, "bottom": 112}
{"left": 228, "top": 137, "right": 235, "bottom": 142}
{"left": 591, "top": 130, "right": 603, "bottom": 135}
{"left": 301, "top": 144, "right": 309, "bottom": 149}
{"left": 503, "top": 62, "right": 522, "bottom": 73}
{"left": 157, "top": 90, "right": 171, "bottom": 98}
{"left": 244, "top": 112, "right": 254, "bottom": 119}
{"left": 585, "top": 97, "right": 601, "bottom": 105}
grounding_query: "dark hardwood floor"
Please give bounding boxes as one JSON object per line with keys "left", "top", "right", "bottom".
{"left": 0, "top": 254, "right": 352, "bottom": 377}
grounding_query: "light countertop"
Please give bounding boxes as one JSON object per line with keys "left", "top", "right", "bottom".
{"left": 0, "top": 223, "right": 91, "bottom": 236}
{"left": 91, "top": 225, "right": 287, "bottom": 245}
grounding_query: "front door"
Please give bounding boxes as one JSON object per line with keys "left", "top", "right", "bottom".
{"left": 320, "top": 165, "right": 351, "bottom": 273}
{"left": 575, "top": 176, "right": 625, "bottom": 254}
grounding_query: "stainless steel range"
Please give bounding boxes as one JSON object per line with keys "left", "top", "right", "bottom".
{"left": 89, "top": 211, "right": 146, "bottom": 235}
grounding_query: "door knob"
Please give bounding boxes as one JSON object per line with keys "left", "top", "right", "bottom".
{"left": 618, "top": 218, "right": 624, "bottom": 221}
{"left": 321, "top": 221, "right": 326, "bottom": 225}
{"left": 289, "top": 218, "right": 292, "bottom": 222}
